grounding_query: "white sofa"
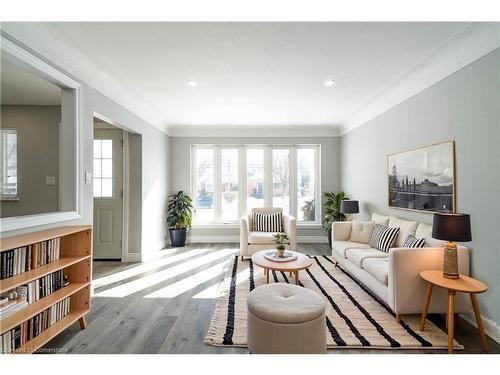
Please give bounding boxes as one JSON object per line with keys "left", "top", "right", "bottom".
{"left": 240, "top": 207, "right": 297, "bottom": 260}
{"left": 331, "top": 212, "right": 469, "bottom": 318}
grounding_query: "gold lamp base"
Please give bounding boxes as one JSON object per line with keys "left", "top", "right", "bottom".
{"left": 443, "top": 241, "right": 459, "bottom": 279}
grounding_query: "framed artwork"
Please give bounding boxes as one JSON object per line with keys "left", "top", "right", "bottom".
{"left": 387, "top": 141, "right": 455, "bottom": 213}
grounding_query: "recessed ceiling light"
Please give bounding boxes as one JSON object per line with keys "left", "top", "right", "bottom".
{"left": 187, "top": 80, "right": 198, "bottom": 87}
{"left": 324, "top": 80, "right": 335, "bottom": 87}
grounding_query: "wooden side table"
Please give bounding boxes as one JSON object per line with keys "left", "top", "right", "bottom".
{"left": 419, "top": 270, "right": 489, "bottom": 354}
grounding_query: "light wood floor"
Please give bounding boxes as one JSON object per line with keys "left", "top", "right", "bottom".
{"left": 43, "top": 243, "right": 499, "bottom": 354}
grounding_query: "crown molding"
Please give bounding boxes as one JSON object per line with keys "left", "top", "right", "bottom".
{"left": 340, "top": 22, "right": 500, "bottom": 136}
{"left": 168, "top": 124, "right": 340, "bottom": 137}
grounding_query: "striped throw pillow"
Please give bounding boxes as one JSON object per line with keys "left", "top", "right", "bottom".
{"left": 403, "top": 234, "right": 426, "bottom": 248}
{"left": 369, "top": 224, "right": 400, "bottom": 252}
{"left": 252, "top": 212, "right": 283, "bottom": 232}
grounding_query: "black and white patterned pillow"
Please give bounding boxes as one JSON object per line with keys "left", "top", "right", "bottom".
{"left": 369, "top": 224, "right": 400, "bottom": 252}
{"left": 252, "top": 212, "right": 283, "bottom": 232}
{"left": 403, "top": 234, "right": 426, "bottom": 248}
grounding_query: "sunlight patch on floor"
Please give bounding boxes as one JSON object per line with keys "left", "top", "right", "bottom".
{"left": 192, "top": 266, "right": 250, "bottom": 299}
{"left": 93, "top": 248, "right": 238, "bottom": 298}
{"left": 93, "top": 247, "right": 213, "bottom": 288}
{"left": 144, "top": 260, "right": 230, "bottom": 299}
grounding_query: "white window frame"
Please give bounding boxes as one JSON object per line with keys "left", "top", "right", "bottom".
{"left": 190, "top": 144, "right": 321, "bottom": 226}
{"left": 0, "top": 128, "right": 18, "bottom": 200}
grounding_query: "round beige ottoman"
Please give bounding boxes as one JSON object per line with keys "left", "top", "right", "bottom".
{"left": 247, "top": 283, "right": 326, "bottom": 354}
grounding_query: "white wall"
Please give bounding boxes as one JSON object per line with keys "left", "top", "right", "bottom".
{"left": 170, "top": 136, "right": 341, "bottom": 241}
{"left": 1, "top": 34, "right": 171, "bottom": 261}
{"left": 341, "top": 49, "right": 500, "bottom": 330}
{"left": 1, "top": 105, "right": 60, "bottom": 217}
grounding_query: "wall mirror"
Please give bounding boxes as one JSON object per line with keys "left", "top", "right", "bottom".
{"left": 0, "top": 35, "right": 82, "bottom": 232}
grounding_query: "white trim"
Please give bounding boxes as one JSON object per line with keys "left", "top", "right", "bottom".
{"left": 461, "top": 310, "right": 500, "bottom": 345}
{"left": 0, "top": 211, "right": 81, "bottom": 232}
{"left": 0, "top": 35, "right": 83, "bottom": 233}
{"left": 121, "top": 131, "right": 130, "bottom": 262}
{"left": 340, "top": 23, "right": 500, "bottom": 135}
{"left": 122, "top": 252, "right": 141, "bottom": 263}
{"left": 187, "top": 235, "right": 328, "bottom": 244}
{"left": 169, "top": 125, "right": 340, "bottom": 138}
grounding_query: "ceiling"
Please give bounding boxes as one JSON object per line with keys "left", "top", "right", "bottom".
{"left": 52, "top": 22, "right": 467, "bottom": 129}
{"left": 1, "top": 55, "right": 61, "bottom": 105}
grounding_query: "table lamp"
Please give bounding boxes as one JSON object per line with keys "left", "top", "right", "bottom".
{"left": 340, "top": 200, "right": 359, "bottom": 221}
{"left": 432, "top": 213, "right": 472, "bottom": 279}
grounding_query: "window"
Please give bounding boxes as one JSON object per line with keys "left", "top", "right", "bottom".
{"left": 193, "top": 148, "right": 214, "bottom": 222}
{"left": 191, "top": 145, "right": 320, "bottom": 224}
{"left": 272, "top": 149, "right": 289, "bottom": 215}
{"left": 247, "top": 149, "right": 264, "bottom": 210}
{"left": 297, "top": 148, "right": 316, "bottom": 221}
{"left": 93, "top": 139, "right": 113, "bottom": 198}
{"left": 220, "top": 149, "right": 239, "bottom": 221}
{"left": 1, "top": 129, "right": 18, "bottom": 199}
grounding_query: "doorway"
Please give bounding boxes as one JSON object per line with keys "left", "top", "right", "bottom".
{"left": 93, "top": 120, "right": 124, "bottom": 260}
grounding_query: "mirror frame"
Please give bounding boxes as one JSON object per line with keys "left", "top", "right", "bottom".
{"left": 0, "top": 34, "right": 83, "bottom": 232}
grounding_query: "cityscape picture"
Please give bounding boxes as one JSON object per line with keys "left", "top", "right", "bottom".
{"left": 387, "top": 141, "right": 455, "bottom": 213}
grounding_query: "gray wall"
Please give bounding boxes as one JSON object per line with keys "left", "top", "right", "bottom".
{"left": 1, "top": 105, "right": 60, "bottom": 217}
{"left": 341, "top": 49, "right": 500, "bottom": 326}
{"left": 1, "top": 36, "right": 171, "bottom": 261}
{"left": 170, "top": 136, "right": 341, "bottom": 240}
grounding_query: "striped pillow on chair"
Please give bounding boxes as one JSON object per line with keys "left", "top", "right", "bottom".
{"left": 252, "top": 212, "right": 283, "bottom": 232}
{"left": 369, "top": 224, "right": 400, "bottom": 252}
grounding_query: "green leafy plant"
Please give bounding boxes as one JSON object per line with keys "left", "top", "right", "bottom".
{"left": 167, "top": 191, "right": 194, "bottom": 229}
{"left": 322, "top": 191, "right": 349, "bottom": 231}
{"left": 273, "top": 233, "right": 289, "bottom": 251}
{"left": 301, "top": 199, "right": 315, "bottom": 221}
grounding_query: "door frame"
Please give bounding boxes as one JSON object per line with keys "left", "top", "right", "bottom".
{"left": 93, "top": 113, "right": 137, "bottom": 262}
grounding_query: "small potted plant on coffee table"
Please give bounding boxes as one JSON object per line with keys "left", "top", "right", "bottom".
{"left": 272, "top": 233, "right": 289, "bottom": 257}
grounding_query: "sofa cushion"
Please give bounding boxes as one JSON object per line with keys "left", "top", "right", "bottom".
{"left": 362, "top": 258, "right": 389, "bottom": 285}
{"left": 369, "top": 224, "right": 399, "bottom": 252}
{"left": 403, "top": 234, "right": 426, "bottom": 248}
{"left": 349, "top": 221, "right": 374, "bottom": 244}
{"left": 371, "top": 213, "right": 390, "bottom": 226}
{"left": 388, "top": 216, "right": 418, "bottom": 247}
{"left": 345, "top": 248, "right": 388, "bottom": 267}
{"left": 332, "top": 241, "right": 371, "bottom": 258}
{"left": 248, "top": 231, "right": 285, "bottom": 245}
{"left": 414, "top": 222, "right": 445, "bottom": 247}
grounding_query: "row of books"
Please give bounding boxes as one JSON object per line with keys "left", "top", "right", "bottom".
{"left": 27, "top": 270, "right": 64, "bottom": 304}
{"left": 0, "top": 237, "right": 61, "bottom": 280}
{"left": 0, "top": 270, "right": 65, "bottom": 319}
{"left": 0, "top": 297, "right": 70, "bottom": 354}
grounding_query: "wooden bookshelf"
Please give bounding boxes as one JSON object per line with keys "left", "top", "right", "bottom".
{"left": 0, "top": 225, "right": 92, "bottom": 354}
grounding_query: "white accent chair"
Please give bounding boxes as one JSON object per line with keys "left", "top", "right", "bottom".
{"left": 240, "top": 207, "right": 297, "bottom": 260}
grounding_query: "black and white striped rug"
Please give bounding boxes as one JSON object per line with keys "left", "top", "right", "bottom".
{"left": 205, "top": 255, "right": 462, "bottom": 350}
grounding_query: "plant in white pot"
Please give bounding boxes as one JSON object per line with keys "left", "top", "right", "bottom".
{"left": 272, "top": 233, "right": 289, "bottom": 257}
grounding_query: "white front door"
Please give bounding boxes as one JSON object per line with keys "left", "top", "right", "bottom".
{"left": 93, "top": 129, "right": 123, "bottom": 260}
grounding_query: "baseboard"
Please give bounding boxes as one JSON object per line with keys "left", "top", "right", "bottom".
{"left": 187, "top": 235, "right": 328, "bottom": 244}
{"left": 122, "top": 253, "right": 141, "bottom": 263}
{"left": 461, "top": 310, "right": 500, "bottom": 344}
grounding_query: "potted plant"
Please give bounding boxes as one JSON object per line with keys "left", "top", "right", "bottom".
{"left": 272, "top": 233, "right": 289, "bottom": 257}
{"left": 322, "top": 192, "right": 349, "bottom": 249}
{"left": 167, "top": 191, "right": 194, "bottom": 247}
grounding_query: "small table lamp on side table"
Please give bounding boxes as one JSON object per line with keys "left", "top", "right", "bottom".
{"left": 340, "top": 200, "right": 359, "bottom": 222}
{"left": 432, "top": 213, "right": 472, "bottom": 279}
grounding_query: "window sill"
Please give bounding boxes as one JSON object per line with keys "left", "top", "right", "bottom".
{"left": 192, "top": 223, "right": 323, "bottom": 229}
{"left": 1, "top": 197, "right": 20, "bottom": 202}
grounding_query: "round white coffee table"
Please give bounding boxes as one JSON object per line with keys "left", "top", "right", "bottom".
{"left": 251, "top": 250, "right": 313, "bottom": 285}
